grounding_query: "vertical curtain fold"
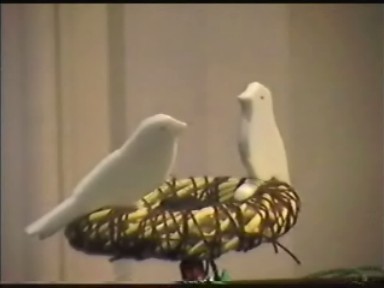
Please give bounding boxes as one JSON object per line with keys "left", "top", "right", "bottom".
{"left": 2, "top": 4, "right": 61, "bottom": 281}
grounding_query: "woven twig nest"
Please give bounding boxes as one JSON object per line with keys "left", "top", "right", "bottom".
{"left": 64, "top": 176, "right": 301, "bottom": 263}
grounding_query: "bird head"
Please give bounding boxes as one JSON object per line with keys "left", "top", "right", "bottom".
{"left": 237, "top": 82, "right": 274, "bottom": 115}
{"left": 141, "top": 114, "right": 188, "bottom": 137}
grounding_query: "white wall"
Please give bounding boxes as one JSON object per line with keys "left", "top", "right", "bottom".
{"left": 1, "top": 3, "right": 383, "bottom": 283}
{"left": 289, "top": 4, "right": 383, "bottom": 275}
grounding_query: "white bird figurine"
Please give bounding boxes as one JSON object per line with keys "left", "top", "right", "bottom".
{"left": 235, "top": 82, "right": 290, "bottom": 201}
{"left": 25, "top": 113, "right": 187, "bottom": 240}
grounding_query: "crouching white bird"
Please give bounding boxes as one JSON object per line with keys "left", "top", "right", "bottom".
{"left": 235, "top": 82, "right": 291, "bottom": 201}
{"left": 25, "top": 113, "right": 187, "bottom": 240}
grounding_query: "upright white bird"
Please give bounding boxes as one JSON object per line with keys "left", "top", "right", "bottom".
{"left": 25, "top": 114, "right": 187, "bottom": 240}
{"left": 235, "top": 82, "right": 290, "bottom": 201}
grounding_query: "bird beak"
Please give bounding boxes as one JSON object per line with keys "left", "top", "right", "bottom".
{"left": 237, "top": 93, "right": 252, "bottom": 104}
{"left": 175, "top": 120, "right": 188, "bottom": 132}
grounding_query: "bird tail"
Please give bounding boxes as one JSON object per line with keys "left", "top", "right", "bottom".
{"left": 25, "top": 196, "right": 80, "bottom": 240}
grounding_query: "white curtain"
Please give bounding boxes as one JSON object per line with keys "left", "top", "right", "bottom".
{"left": 1, "top": 3, "right": 383, "bottom": 283}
